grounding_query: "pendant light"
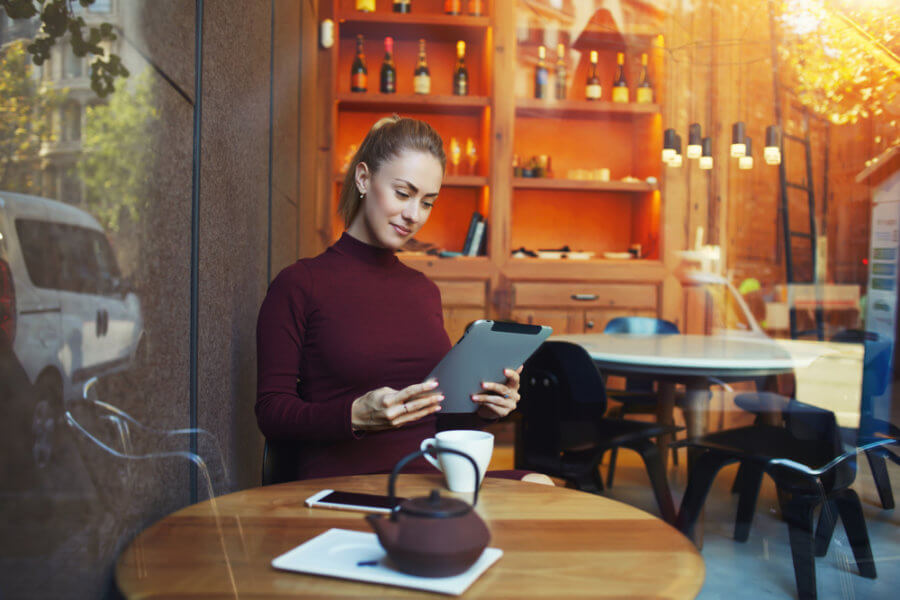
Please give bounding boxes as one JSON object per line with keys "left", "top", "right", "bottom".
{"left": 662, "top": 128, "right": 677, "bottom": 163}
{"left": 699, "top": 137, "right": 713, "bottom": 170}
{"left": 686, "top": 123, "right": 703, "bottom": 159}
{"left": 731, "top": 121, "right": 747, "bottom": 157}
{"left": 764, "top": 125, "right": 781, "bottom": 165}
{"left": 669, "top": 133, "right": 683, "bottom": 167}
{"left": 739, "top": 136, "right": 753, "bottom": 169}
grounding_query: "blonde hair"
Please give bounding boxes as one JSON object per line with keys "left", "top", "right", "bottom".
{"left": 338, "top": 116, "right": 446, "bottom": 228}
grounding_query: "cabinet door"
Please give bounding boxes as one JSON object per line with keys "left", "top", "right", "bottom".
{"left": 510, "top": 309, "right": 581, "bottom": 335}
{"left": 435, "top": 280, "right": 488, "bottom": 342}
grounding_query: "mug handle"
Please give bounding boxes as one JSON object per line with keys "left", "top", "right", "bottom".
{"left": 419, "top": 438, "right": 442, "bottom": 471}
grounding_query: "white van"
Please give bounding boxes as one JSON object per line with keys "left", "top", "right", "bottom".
{"left": 0, "top": 192, "right": 144, "bottom": 468}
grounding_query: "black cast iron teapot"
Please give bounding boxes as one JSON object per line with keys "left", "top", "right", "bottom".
{"left": 365, "top": 447, "right": 490, "bottom": 577}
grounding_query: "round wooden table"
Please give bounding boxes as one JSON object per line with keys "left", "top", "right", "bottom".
{"left": 116, "top": 474, "right": 704, "bottom": 599}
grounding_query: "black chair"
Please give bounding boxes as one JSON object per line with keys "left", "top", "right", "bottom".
{"left": 734, "top": 329, "right": 897, "bottom": 509}
{"left": 515, "top": 340, "right": 680, "bottom": 524}
{"left": 261, "top": 439, "right": 302, "bottom": 486}
{"left": 675, "top": 399, "right": 878, "bottom": 600}
{"left": 603, "top": 316, "right": 681, "bottom": 486}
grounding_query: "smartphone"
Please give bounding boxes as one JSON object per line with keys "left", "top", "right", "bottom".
{"left": 304, "top": 489, "right": 406, "bottom": 514}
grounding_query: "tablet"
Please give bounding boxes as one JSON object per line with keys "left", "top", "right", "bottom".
{"left": 427, "top": 320, "right": 552, "bottom": 413}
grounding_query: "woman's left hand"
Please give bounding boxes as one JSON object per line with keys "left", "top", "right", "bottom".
{"left": 473, "top": 366, "right": 523, "bottom": 419}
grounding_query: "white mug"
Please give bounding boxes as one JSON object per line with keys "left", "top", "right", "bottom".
{"left": 419, "top": 430, "right": 494, "bottom": 493}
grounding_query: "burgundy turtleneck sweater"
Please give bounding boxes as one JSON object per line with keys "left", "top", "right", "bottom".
{"left": 255, "top": 233, "right": 452, "bottom": 479}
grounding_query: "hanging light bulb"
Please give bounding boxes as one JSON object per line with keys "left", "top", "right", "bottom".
{"left": 686, "top": 123, "right": 703, "bottom": 159}
{"left": 662, "top": 128, "right": 677, "bottom": 163}
{"left": 730, "top": 121, "right": 746, "bottom": 157}
{"left": 699, "top": 137, "right": 713, "bottom": 170}
{"left": 739, "top": 136, "right": 753, "bottom": 169}
{"left": 669, "top": 133, "right": 683, "bottom": 167}
{"left": 764, "top": 125, "right": 781, "bottom": 165}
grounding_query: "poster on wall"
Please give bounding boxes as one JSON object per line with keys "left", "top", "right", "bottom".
{"left": 863, "top": 169, "right": 900, "bottom": 429}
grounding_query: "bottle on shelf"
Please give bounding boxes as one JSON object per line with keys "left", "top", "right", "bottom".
{"left": 466, "top": 138, "right": 478, "bottom": 174}
{"left": 356, "top": 0, "right": 375, "bottom": 12}
{"left": 586, "top": 50, "right": 601, "bottom": 101}
{"left": 449, "top": 137, "right": 462, "bottom": 175}
{"left": 453, "top": 40, "right": 468, "bottom": 96}
{"left": 444, "top": 0, "right": 461, "bottom": 15}
{"left": 414, "top": 38, "right": 431, "bottom": 95}
{"left": 612, "top": 52, "right": 629, "bottom": 103}
{"left": 467, "top": 0, "right": 483, "bottom": 16}
{"left": 636, "top": 53, "right": 653, "bottom": 104}
{"left": 380, "top": 37, "right": 396, "bottom": 94}
{"left": 554, "top": 43, "right": 567, "bottom": 100}
{"left": 393, "top": 0, "right": 411, "bottom": 13}
{"left": 534, "top": 45, "right": 549, "bottom": 99}
{"left": 350, "top": 35, "right": 367, "bottom": 93}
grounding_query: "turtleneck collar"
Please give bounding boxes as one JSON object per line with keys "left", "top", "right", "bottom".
{"left": 332, "top": 232, "right": 399, "bottom": 267}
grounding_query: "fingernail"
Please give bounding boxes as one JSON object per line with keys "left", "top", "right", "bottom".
{"left": 428, "top": 380, "right": 439, "bottom": 388}
{"left": 481, "top": 382, "right": 487, "bottom": 389}
{"left": 438, "top": 395, "right": 445, "bottom": 401}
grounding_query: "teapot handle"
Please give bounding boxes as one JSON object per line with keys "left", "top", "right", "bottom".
{"left": 388, "top": 447, "right": 481, "bottom": 508}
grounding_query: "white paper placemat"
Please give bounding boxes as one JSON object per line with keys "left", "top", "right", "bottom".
{"left": 271, "top": 528, "right": 503, "bottom": 596}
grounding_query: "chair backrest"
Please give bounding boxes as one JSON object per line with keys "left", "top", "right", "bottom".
{"left": 780, "top": 399, "right": 854, "bottom": 491}
{"left": 261, "top": 439, "right": 303, "bottom": 486}
{"left": 604, "top": 316, "right": 680, "bottom": 336}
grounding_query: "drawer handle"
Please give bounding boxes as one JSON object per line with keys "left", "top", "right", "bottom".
{"left": 571, "top": 294, "right": 599, "bottom": 301}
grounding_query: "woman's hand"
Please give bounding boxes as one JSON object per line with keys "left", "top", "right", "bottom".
{"left": 351, "top": 380, "right": 443, "bottom": 431}
{"left": 473, "top": 366, "right": 523, "bottom": 420}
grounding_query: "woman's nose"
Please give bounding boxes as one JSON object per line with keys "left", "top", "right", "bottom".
{"left": 401, "top": 202, "right": 419, "bottom": 222}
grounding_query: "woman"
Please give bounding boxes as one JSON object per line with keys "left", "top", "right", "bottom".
{"left": 255, "top": 116, "right": 524, "bottom": 480}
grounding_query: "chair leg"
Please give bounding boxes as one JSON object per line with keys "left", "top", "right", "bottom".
{"left": 833, "top": 489, "right": 877, "bottom": 579}
{"left": 626, "top": 439, "right": 677, "bottom": 524}
{"left": 779, "top": 494, "right": 819, "bottom": 600}
{"left": 814, "top": 499, "right": 838, "bottom": 557}
{"left": 734, "top": 461, "right": 765, "bottom": 542}
{"left": 676, "top": 451, "right": 734, "bottom": 539}
{"left": 866, "top": 450, "right": 895, "bottom": 510}
{"left": 606, "top": 447, "right": 618, "bottom": 488}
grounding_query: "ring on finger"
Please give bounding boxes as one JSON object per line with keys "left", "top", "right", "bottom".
{"left": 403, "top": 403, "right": 409, "bottom": 413}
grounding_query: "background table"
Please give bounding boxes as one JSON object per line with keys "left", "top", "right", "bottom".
{"left": 116, "top": 474, "right": 704, "bottom": 599}
{"left": 553, "top": 333, "right": 825, "bottom": 441}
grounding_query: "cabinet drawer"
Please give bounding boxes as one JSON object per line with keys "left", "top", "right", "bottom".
{"left": 512, "top": 282, "right": 657, "bottom": 310}
{"left": 435, "top": 280, "right": 487, "bottom": 308}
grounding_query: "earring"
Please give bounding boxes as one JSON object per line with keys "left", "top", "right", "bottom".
{"left": 359, "top": 191, "right": 366, "bottom": 200}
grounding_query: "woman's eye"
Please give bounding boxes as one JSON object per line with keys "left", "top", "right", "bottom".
{"left": 423, "top": 201, "right": 434, "bottom": 209}
{"left": 395, "top": 190, "right": 409, "bottom": 198}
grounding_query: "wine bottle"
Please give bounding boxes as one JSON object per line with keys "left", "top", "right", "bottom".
{"left": 636, "top": 53, "right": 653, "bottom": 104}
{"left": 467, "top": 0, "right": 483, "bottom": 16}
{"left": 393, "top": 0, "right": 411, "bottom": 13}
{"left": 534, "top": 45, "right": 549, "bottom": 99}
{"left": 380, "top": 37, "right": 396, "bottom": 94}
{"left": 444, "top": 0, "right": 461, "bottom": 15}
{"left": 554, "top": 43, "right": 567, "bottom": 100}
{"left": 453, "top": 40, "right": 468, "bottom": 96}
{"left": 355, "top": 0, "right": 375, "bottom": 12}
{"left": 350, "top": 35, "right": 367, "bottom": 93}
{"left": 414, "top": 38, "right": 431, "bottom": 95}
{"left": 612, "top": 52, "right": 629, "bottom": 103}
{"left": 586, "top": 50, "right": 601, "bottom": 100}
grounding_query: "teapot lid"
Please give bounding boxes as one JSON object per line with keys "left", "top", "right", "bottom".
{"left": 399, "top": 489, "right": 472, "bottom": 518}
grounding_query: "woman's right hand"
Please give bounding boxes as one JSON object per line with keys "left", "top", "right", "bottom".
{"left": 351, "top": 379, "right": 443, "bottom": 431}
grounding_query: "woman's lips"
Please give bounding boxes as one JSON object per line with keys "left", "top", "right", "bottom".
{"left": 391, "top": 224, "right": 411, "bottom": 236}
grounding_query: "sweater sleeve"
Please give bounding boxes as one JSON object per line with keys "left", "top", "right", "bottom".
{"left": 255, "top": 263, "right": 356, "bottom": 441}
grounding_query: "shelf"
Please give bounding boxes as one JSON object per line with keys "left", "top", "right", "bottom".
{"left": 337, "top": 12, "right": 490, "bottom": 43}
{"left": 513, "top": 177, "right": 657, "bottom": 192}
{"left": 338, "top": 93, "right": 489, "bottom": 115}
{"left": 333, "top": 173, "right": 488, "bottom": 187}
{"left": 516, "top": 98, "right": 660, "bottom": 119}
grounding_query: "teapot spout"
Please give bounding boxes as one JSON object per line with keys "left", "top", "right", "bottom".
{"left": 366, "top": 513, "right": 398, "bottom": 548}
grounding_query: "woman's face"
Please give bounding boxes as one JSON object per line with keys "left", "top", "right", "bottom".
{"left": 348, "top": 149, "right": 443, "bottom": 250}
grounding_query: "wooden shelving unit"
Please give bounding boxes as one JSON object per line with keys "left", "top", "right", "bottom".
{"left": 338, "top": 93, "right": 489, "bottom": 115}
{"left": 516, "top": 98, "right": 660, "bottom": 120}
{"left": 513, "top": 177, "right": 657, "bottom": 192}
{"left": 312, "top": 1, "right": 672, "bottom": 339}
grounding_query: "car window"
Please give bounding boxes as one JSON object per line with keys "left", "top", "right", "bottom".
{"left": 16, "top": 219, "right": 120, "bottom": 296}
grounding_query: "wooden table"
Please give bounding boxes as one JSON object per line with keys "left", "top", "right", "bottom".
{"left": 116, "top": 474, "right": 705, "bottom": 599}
